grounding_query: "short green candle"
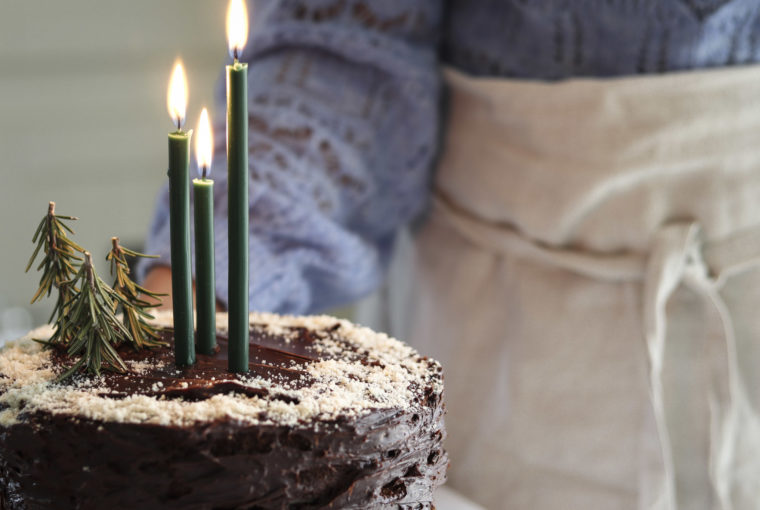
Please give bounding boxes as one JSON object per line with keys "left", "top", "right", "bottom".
{"left": 168, "top": 130, "right": 195, "bottom": 367}
{"left": 194, "top": 107, "right": 217, "bottom": 356}
{"left": 226, "top": 59, "right": 249, "bottom": 373}
{"left": 193, "top": 177, "right": 216, "bottom": 354}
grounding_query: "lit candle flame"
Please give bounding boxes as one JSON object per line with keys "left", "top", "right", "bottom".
{"left": 195, "top": 108, "right": 213, "bottom": 178}
{"left": 167, "top": 60, "right": 188, "bottom": 130}
{"left": 226, "top": 0, "right": 249, "bottom": 60}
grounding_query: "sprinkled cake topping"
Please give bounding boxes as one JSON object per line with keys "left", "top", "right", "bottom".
{"left": 0, "top": 311, "right": 442, "bottom": 428}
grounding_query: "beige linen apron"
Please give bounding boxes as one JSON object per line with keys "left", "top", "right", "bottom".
{"left": 402, "top": 66, "right": 760, "bottom": 509}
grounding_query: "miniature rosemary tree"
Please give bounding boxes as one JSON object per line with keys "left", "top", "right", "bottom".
{"left": 107, "top": 237, "right": 167, "bottom": 349}
{"left": 25, "top": 202, "right": 83, "bottom": 328}
{"left": 53, "top": 252, "right": 130, "bottom": 379}
{"left": 27, "top": 203, "right": 171, "bottom": 379}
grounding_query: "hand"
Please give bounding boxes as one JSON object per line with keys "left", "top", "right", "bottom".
{"left": 142, "top": 266, "right": 173, "bottom": 310}
{"left": 142, "top": 266, "right": 226, "bottom": 312}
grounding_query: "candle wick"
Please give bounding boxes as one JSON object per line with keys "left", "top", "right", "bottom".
{"left": 233, "top": 48, "right": 239, "bottom": 62}
{"left": 202, "top": 167, "right": 208, "bottom": 180}
{"left": 176, "top": 118, "right": 181, "bottom": 131}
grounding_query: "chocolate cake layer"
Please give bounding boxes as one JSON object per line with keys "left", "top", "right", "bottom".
{"left": 0, "top": 313, "right": 447, "bottom": 509}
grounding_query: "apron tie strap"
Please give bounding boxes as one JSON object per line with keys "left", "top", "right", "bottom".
{"left": 645, "top": 223, "right": 721, "bottom": 509}
{"left": 645, "top": 223, "right": 760, "bottom": 510}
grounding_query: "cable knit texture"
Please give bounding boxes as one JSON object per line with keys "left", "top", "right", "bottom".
{"left": 141, "top": 0, "right": 760, "bottom": 313}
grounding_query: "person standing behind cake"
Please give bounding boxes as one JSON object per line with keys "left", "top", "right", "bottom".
{"left": 141, "top": 1, "right": 760, "bottom": 508}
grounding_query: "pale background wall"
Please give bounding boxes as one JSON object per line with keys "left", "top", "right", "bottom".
{"left": 0, "top": 1, "right": 227, "bottom": 338}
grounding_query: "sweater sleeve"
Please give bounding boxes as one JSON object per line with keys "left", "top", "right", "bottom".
{"left": 140, "top": 0, "right": 443, "bottom": 314}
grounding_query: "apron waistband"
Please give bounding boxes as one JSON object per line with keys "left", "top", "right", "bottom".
{"left": 435, "top": 190, "right": 760, "bottom": 285}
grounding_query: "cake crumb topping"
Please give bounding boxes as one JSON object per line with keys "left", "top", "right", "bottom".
{"left": 127, "top": 358, "right": 165, "bottom": 375}
{"left": 0, "top": 312, "right": 442, "bottom": 428}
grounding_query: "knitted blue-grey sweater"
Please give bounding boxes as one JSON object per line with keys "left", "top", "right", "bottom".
{"left": 141, "top": 0, "right": 760, "bottom": 313}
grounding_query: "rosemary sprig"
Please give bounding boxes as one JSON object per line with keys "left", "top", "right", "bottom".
{"left": 53, "top": 252, "right": 130, "bottom": 380}
{"left": 27, "top": 203, "right": 170, "bottom": 380}
{"left": 107, "top": 237, "right": 167, "bottom": 350}
{"left": 25, "top": 202, "right": 83, "bottom": 327}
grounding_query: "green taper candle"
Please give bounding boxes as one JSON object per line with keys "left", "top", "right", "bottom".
{"left": 226, "top": 1, "right": 250, "bottom": 373}
{"left": 167, "top": 60, "right": 195, "bottom": 367}
{"left": 193, "top": 108, "right": 216, "bottom": 355}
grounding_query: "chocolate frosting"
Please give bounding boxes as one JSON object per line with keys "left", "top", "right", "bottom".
{"left": 0, "top": 320, "right": 447, "bottom": 509}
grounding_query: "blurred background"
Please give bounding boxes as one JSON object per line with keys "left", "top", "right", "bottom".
{"left": 0, "top": 1, "right": 226, "bottom": 340}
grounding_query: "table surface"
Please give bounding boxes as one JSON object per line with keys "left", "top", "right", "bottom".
{"left": 436, "top": 487, "right": 485, "bottom": 510}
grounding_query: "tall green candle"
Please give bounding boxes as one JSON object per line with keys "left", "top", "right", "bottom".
{"left": 226, "top": 0, "right": 250, "bottom": 373}
{"left": 167, "top": 60, "right": 195, "bottom": 367}
{"left": 193, "top": 108, "right": 216, "bottom": 355}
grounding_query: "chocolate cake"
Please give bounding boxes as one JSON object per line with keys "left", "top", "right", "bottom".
{"left": 0, "top": 312, "right": 447, "bottom": 509}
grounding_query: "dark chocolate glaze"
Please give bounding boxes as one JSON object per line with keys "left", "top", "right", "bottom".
{"left": 0, "top": 323, "right": 447, "bottom": 510}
